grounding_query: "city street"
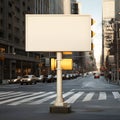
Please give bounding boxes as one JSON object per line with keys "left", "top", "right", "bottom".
{"left": 0, "top": 0, "right": 120, "bottom": 120}
{"left": 0, "top": 74, "right": 120, "bottom": 120}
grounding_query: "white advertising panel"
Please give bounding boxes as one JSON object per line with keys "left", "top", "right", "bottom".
{"left": 26, "top": 14, "right": 91, "bottom": 51}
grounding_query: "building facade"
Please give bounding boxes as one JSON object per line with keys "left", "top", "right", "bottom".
{"left": 36, "top": 0, "right": 96, "bottom": 74}
{"left": 0, "top": 0, "right": 96, "bottom": 82}
{"left": 102, "top": 0, "right": 120, "bottom": 81}
{"left": 0, "top": 0, "right": 65, "bottom": 82}
{"left": 0, "top": 0, "right": 41, "bottom": 82}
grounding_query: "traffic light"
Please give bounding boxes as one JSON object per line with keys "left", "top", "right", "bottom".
{"left": 61, "top": 59, "right": 73, "bottom": 70}
{"left": 51, "top": 58, "right": 73, "bottom": 70}
{"left": 91, "top": 18, "right": 95, "bottom": 51}
{"left": 51, "top": 58, "right": 56, "bottom": 71}
{"left": 91, "top": 18, "right": 96, "bottom": 38}
{"left": 91, "top": 31, "right": 96, "bottom": 38}
{"left": 91, "top": 42, "right": 94, "bottom": 50}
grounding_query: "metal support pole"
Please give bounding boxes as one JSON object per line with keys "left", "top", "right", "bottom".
{"left": 54, "top": 0, "right": 70, "bottom": 107}
{"left": 54, "top": 52, "right": 64, "bottom": 106}
{"left": 50, "top": 0, "right": 71, "bottom": 113}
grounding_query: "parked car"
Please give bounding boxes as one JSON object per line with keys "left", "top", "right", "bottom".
{"left": 46, "top": 74, "right": 54, "bottom": 83}
{"left": 20, "top": 75, "right": 37, "bottom": 85}
{"left": 94, "top": 73, "right": 100, "bottom": 79}
{"left": 62, "top": 74, "right": 66, "bottom": 80}
{"left": 65, "top": 74, "right": 70, "bottom": 80}
{"left": 53, "top": 75, "right": 57, "bottom": 81}
{"left": 8, "top": 76, "right": 22, "bottom": 84}
{"left": 100, "top": 72, "right": 104, "bottom": 76}
{"left": 37, "top": 75, "right": 46, "bottom": 83}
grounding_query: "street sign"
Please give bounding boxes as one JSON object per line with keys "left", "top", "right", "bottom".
{"left": 26, "top": 14, "right": 91, "bottom": 52}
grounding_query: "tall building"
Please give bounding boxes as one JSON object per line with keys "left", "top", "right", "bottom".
{"left": 0, "top": 0, "right": 96, "bottom": 82}
{"left": 0, "top": 0, "right": 65, "bottom": 82}
{"left": 71, "top": 0, "right": 96, "bottom": 72}
{"left": 102, "top": 0, "right": 120, "bottom": 80}
{"left": 102, "top": 0, "right": 115, "bottom": 67}
{"left": 35, "top": 0, "right": 63, "bottom": 14}
{"left": 0, "top": 0, "right": 41, "bottom": 82}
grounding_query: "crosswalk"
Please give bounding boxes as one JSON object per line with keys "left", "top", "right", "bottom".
{"left": 0, "top": 91, "right": 120, "bottom": 106}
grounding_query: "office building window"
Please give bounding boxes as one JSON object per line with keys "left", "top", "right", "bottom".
{"left": 0, "top": 30, "right": 4, "bottom": 38}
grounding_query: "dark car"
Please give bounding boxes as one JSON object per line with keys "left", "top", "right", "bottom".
{"left": 20, "top": 75, "right": 37, "bottom": 85}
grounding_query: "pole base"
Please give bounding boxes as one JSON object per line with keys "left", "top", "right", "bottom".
{"left": 50, "top": 103, "right": 71, "bottom": 113}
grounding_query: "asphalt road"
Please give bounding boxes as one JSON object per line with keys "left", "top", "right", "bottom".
{"left": 0, "top": 74, "right": 120, "bottom": 120}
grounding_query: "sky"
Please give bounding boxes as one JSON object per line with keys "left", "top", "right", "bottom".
{"left": 77, "top": 0, "right": 102, "bottom": 68}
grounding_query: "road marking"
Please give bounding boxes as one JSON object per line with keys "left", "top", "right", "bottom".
{"left": 0, "top": 93, "right": 45, "bottom": 104}
{"left": 112, "top": 92, "right": 120, "bottom": 99}
{"left": 30, "top": 94, "right": 56, "bottom": 105}
{"left": 82, "top": 92, "right": 94, "bottom": 102}
{"left": 1, "top": 91, "right": 120, "bottom": 105}
{"left": 65, "top": 92, "right": 84, "bottom": 103}
{"left": 51, "top": 91, "right": 74, "bottom": 104}
{"left": 0, "top": 92, "right": 25, "bottom": 100}
{"left": 0, "top": 91, "right": 14, "bottom": 96}
{"left": 98, "top": 92, "right": 107, "bottom": 100}
{"left": 9, "top": 92, "right": 53, "bottom": 105}
{"left": 70, "top": 89, "right": 75, "bottom": 92}
{"left": 0, "top": 93, "right": 30, "bottom": 104}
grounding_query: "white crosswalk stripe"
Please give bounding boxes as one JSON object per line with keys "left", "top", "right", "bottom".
{"left": 51, "top": 92, "right": 74, "bottom": 104}
{"left": 112, "top": 92, "right": 120, "bottom": 99}
{"left": 82, "top": 92, "right": 95, "bottom": 102}
{"left": 98, "top": 92, "right": 107, "bottom": 100}
{"left": 0, "top": 92, "right": 25, "bottom": 100}
{"left": 0, "top": 92, "right": 44, "bottom": 105}
{"left": 65, "top": 92, "right": 84, "bottom": 103}
{"left": 0, "top": 91, "right": 120, "bottom": 105}
{"left": 9, "top": 92, "right": 53, "bottom": 105}
{"left": 30, "top": 94, "right": 56, "bottom": 105}
{"left": 0, "top": 91, "right": 13, "bottom": 96}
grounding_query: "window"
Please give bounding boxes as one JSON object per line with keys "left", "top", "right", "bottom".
{"left": 22, "top": 1, "right": 25, "bottom": 6}
{"left": 8, "top": 1, "right": 12, "bottom": 7}
{"left": 0, "top": 30, "right": 4, "bottom": 38}
{"left": 27, "top": 6, "right": 30, "bottom": 11}
{"left": 8, "top": 34, "right": 12, "bottom": 40}
{"left": 15, "top": 6, "right": 20, "bottom": 13}
{"left": 8, "top": 13, "right": 12, "bottom": 18}
{"left": 15, "top": 27, "right": 19, "bottom": 33}
{"left": 14, "top": 36, "right": 20, "bottom": 44}
{"left": 0, "top": 8, "right": 3, "bottom": 13}
{"left": 8, "top": 24, "right": 12, "bottom": 29}
{"left": 14, "top": 16, "right": 20, "bottom": 23}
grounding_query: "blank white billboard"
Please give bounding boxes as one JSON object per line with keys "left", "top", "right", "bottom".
{"left": 26, "top": 14, "right": 91, "bottom": 52}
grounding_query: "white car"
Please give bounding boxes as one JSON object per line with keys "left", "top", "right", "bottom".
{"left": 46, "top": 74, "right": 54, "bottom": 83}
{"left": 8, "top": 76, "right": 22, "bottom": 84}
{"left": 37, "top": 75, "right": 45, "bottom": 83}
{"left": 20, "top": 75, "right": 37, "bottom": 85}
